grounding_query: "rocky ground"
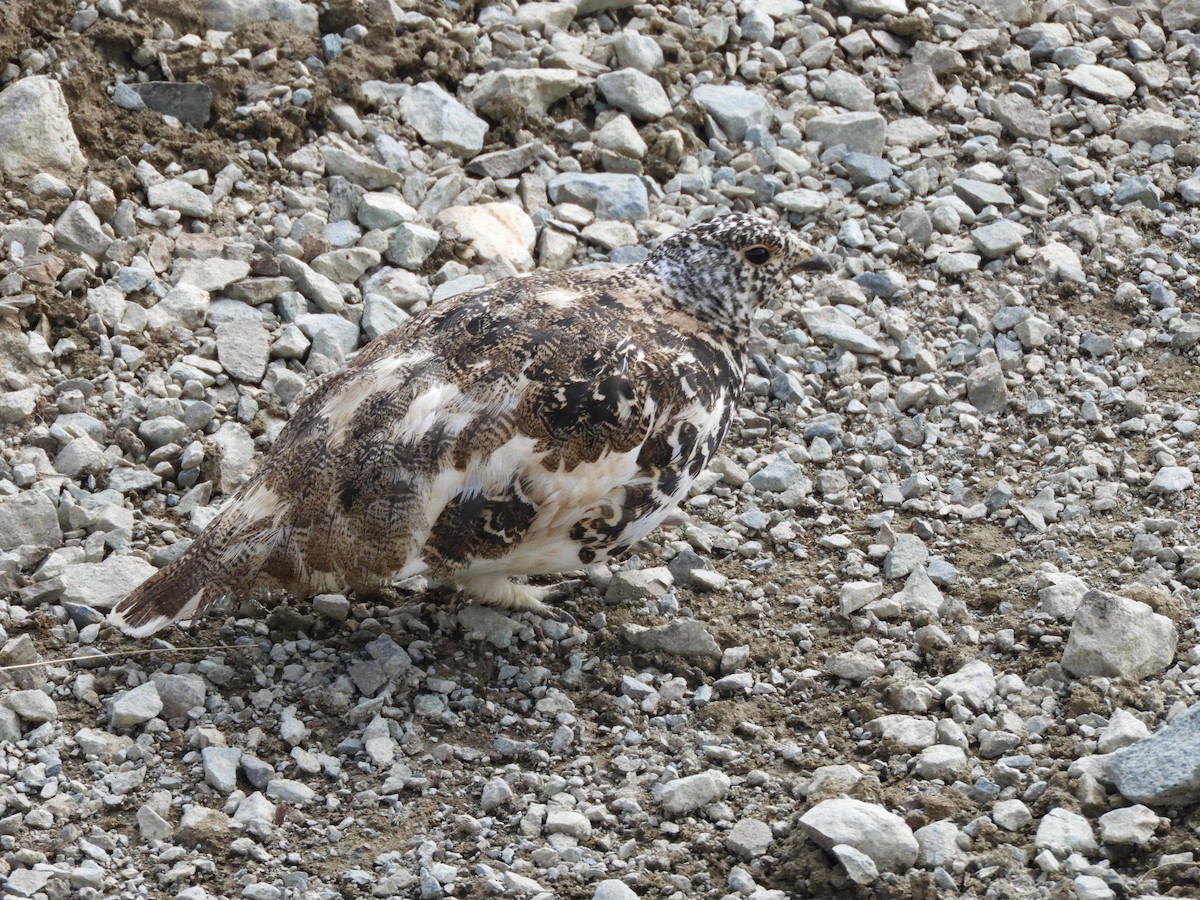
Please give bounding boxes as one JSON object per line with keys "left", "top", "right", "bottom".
{"left": 1, "top": 0, "right": 1200, "bottom": 897}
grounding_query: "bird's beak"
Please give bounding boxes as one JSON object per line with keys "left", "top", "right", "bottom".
{"left": 791, "top": 254, "right": 832, "bottom": 274}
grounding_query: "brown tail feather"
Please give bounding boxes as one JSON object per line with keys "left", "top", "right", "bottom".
{"left": 108, "top": 545, "right": 230, "bottom": 638}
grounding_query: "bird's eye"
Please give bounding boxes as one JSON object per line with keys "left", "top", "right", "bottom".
{"left": 744, "top": 245, "right": 772, "bottom": 265}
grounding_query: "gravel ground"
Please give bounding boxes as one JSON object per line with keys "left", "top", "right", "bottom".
{"left": 2, "top": 0, "right": 1200, "bottom": 898}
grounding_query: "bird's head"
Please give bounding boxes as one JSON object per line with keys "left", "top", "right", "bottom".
{"left": 640, "top": 212, "right": 828, "bottom": 333}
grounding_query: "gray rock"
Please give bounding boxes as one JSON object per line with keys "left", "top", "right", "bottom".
{"left": 437, "top": 202, "right": 536, "bottom": 271}
{"left": 481, "top": 777, "right": 514, "bottom": 812}
{"left": 805, "top": 112, "right": 887, "bottom": 155}
{"left": 597, "top": 69, "right": 671, "bottom": 120}
{"left": 175, "top": 805, "right": 233, "bottom": 846}
{"left": 1115, "top": 111, "right": 1190, "bottom": 146}
{"left": 320, "top": 146, "right": 401, "bottom": 189}
{"left": 606, "top": 567, "right": 673, "bottom": 602}
{"left": 202, "top": 746, "right": 242, "bottom": 793}
{"left": 216, "top": 318, "right": 270, "bottom": 383}
{"left": 151, "top": 673, "right": 207, "bottom": 719}
{"left": 110, "top": 681, "right": 164, "bottom": 728}
{"left": 146, "top": 283, "right": 210, "bottom": 330}
{"left": 137, "top": 804, "right": 173, "bottom": 841}
{"left": 592, "top": 880, "right": 639, "bottom": 900}
{"left": 800, "top": 307, "right": 883, "bottom": 354}
{"left": 60, "top": 555, "right": 156, "bottom": 610}
{"left": 547, "top": 173, "right": 648, "bottom": 221}
{"left": 967, "top": 349, "right": 1008, "bottom": 415}
{"left": 1114, "top": 176, "right": 1162, "bottom": 208}
{"left": 130, "top": 82, "right": 212, "bottom": 127}
{"left": 842, "top": 152, "right": 893, "bottom": 186}
{"left": 914, "top": 745, "right": 968, "bottom": 781}
{"left": 471, "top": 68, "right": 584, "bottom": 119}
{"left": 883, "top": 534, "right": 928, "bottom": 579}
{"left": 386, "top": 223, "right": 440, "bottom": 270}
{"left": 1148, "top": 466, "right": 1194, "bottom": 493}
{"left": 726, "top": 818, "right": 773, "bottom": 858}
{"left": 357, "top": 191, "right": 417, "bottom": 230}
{"left": 692, "top": 84, "right": 772, "bottom": 143}
{"left": 936, "top": 661, "right": 996, "bottom": 710}
{"left": 1164, "top": 0, "right": 1200, "bottom": 30}
{"left": 203, "top": 0, "right": 318, "bottom": 33}
{"left": 953, "top": 178, "right": 1014, "bottom": 211}
{"left": 1098, "top": 806, "right": 1161, "bottom": 846}
{"left": 993, "top": 799, "right": 1033, "bottom": 831}
{"left": 1061, "top": 590, "right": 1177, "bottom": 679}
{"left": 1035, "top": 808, "right": 1097, "bottom": 857}
{"left": 178, "top": 258, "right": 251, "bottom": 292}
{"left": 897, "top": 63, "right": 943, "bottom": 114}
{"left": 0, "top": 387, "right": 38, "bottom": 424}
{"left": 844, "top": 0, "right": 907, "bottom": 13}
{"left": 1063, "top": 64, "right": 1136, "bottom": 100}
{"left": 0, "top": 75, "right": 86, "bottom": 179}
{"left": 799, "top": 798, "right": 919, "bottom": 873}
{"left": 398, "top": 82, "right": 488, "bottom": 158}
{"left": 465, "top": 142, "right": 545, "bottom": 178}
{"left": 991, "top": 94, "right": 1051, "bottom": 141}
{"left": 147, "top": 180, "right": 214, "bottom": 218}
{"left": 831, "top": 844, "right": 879, "bottom": 885}
{"left": 210, "top": 421, "right": 256, "bottom": 493}
{"left": 55, "top": 201, "right": 112, "bottom": 259}
{"left": 6, "top": 689, "right": 58, "bottom": 723}
{"left": 613, "top": 32, "right": 663, "bottom": 73}
{"left": 622, "top": 618, "right": 721, "bottom": 660}
{"left": 545, "top": 808, "right": 592, "bottom": 839}
{"left": 971, "top": 221, "right": 1029, "bottom": 258}
{"left": 266, "top": 778, "right": 316, "bottom": 805}
{"left": 277, "top": 254, "right": 344, "bottom": 313}
{"left": 915, "top": 821, "right": 964, "bottom": 868}
{"left": 660, "top": 770, "right": 730, "bottom": 815}
{"left": 54, "top": 435, "right": 106, "bottom": 477}
{"left": 824, "top": 70, "right": 875, "bottom": 112}
{"left": 749, "top": 454, "right": 803, "bottom": 492}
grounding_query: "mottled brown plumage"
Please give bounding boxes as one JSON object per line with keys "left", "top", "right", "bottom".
{"left": 110, "top": 213, "right": 824, "bottom": 637}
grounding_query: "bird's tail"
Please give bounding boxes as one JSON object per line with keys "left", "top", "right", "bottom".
{"left": 109, "top": 515, "right": 280, "bottom": 638}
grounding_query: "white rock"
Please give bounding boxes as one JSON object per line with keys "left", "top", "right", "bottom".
{"left": 60, "top": 555, "right": 157, "bottom": 610}
{"left": 397, "top": 82, "right": 488, "bottom": 158}
{"left": 1063, "top": 64, "right": 1136, "bottom": 100}
{"left": 1034, "top": 808, "right": 1097, "bottom": 857}
{"left": 0, "top": 75, "right": 86, "bottom": 179}
{"left": 799, "top": 798, "right": 919, "bottom": 873}
{"left": 936, "top": 661, "right": 996, "bottom": 711}
{"left": 1098, "top": 805, "right": 1161, "bottom": 846}
{"left": 1061, "top": 590, "right": 1177, "bottom": 680}
{"left": 1148, "top": 466, "right": 1194, "bottom": 494}
{"left": 110, "top": 681, "right": 164, "bottom": 729}
{"left": 660, "top": 770, "right": 731, "bottom": 815}
{"left": 436, "top": 203, "right": 536, "bottom": 271}
{"left": 596, "top": 69, "right": 672, "bottom": 120}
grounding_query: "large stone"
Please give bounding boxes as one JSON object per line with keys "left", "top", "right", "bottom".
{"left": 436, "top": 203, "right": 536, "bottom": 271}
{"left": 1106, "top": 702, "right": 1200, "bottom": 806}
{"left": 216, "top": 318, "right": 270, "bottom": 383}
{"left": 146, "top": 283, "right": 211, "bottom": 331}
{"left": 1061, "top": 590, "right": 1177, "bottom": 680}
{"left": 59, "top": 555, "right": 157, "bottom": 610}
{"left": 1164, "top": 0, "right": 1200, "bottom": 31}
{"left": 660, "top": 770, "right": 730, "bottom": 815}
{"left": 597, "top": 69, "right": 671, "bottom": 120}
{"left": 471, "top": 68, "right": 585, "bottom": 119}
{"left": 130, "top": 82, "right": 213, "bottom": 127}
{"left": 55, "top": 201, "right": 112, "bottom": 259}
{"left": 203, "top": 0, "right": 318, "bottom": 32}
{"left": 397, "top": 82, "right": 488, "bottom": 158}
{"left": 991, "top": 94, "right": 1051, "bottom": 141}
{"left": 0, "top": 75, "right": 86, "bottom": 179}
{"left": 799, "top": 306, "right": 882, "bottom": 354}
{"left": 0, "top": 387, "right": 38, "bottom": 424}
{"left": 799, "top": 799, "right": 919, "bottom": 873}
{"left": 0, "top": 490, "right": 63, "bottom": 551}
{"left": 692, "top": 84, "right": 772, "bottom": 143}
{"left": 1063, "top": 65, "right": 1136, "bottom": 100}
{"left": 547, "top": 173, "right": 648, "bottom": 221}
{"left": 1115, "top": 111, "right": 1190, "bottom": 146}
{"left": 805, "top": 112, "right": 887, "bottom": 155}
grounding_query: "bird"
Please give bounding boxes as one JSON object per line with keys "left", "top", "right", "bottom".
{"left": 109, "top": 212, "right": 827, "bottom": 637}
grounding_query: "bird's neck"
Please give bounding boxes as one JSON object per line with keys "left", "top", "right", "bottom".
{"left": 639, "top": 254, "right": 754, "bottom": 340}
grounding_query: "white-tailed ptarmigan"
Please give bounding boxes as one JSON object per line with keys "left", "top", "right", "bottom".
{"left": 110, "top": 212, "right": 826, "bottom": 637}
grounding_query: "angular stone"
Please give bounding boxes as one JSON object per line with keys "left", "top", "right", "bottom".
{"left": 660, "top": 770, "right": 730, "bottom": 815}
{"left": 597, "top": 69, "right": 671, "bottom": 121}
{"left": 55, "top": 201, "right": 112, "bottom": 259}
{"left": 147, "top": 180, "right": 214, "bottom": 218}
{"left": 0, "top": 75, "right": 86, "bottom": 179}
{"left": 622, "top": 618, "right": 721, "bottom": 660}
{"left": 436, "top": 202, "right": 536, "bottom": 271}
{"left": 1115, "top": 111, "right": 1190, "bottom": 146}
{"left": 1107, "top": 703, "right": 1200, "bottom": 806}
{"left": 799, "top": 798, "right": 918, "bottom": 873}
{"left": 398, "top": 82, "right": 488, "bottom": 158}
{"left": 471, "top": 68, "right": 585, "bottom": 119}
{"left": 110, "top": 681, "right": 164, "bottom": 729}
{"left": 1061, "top": 590, "right": 1177, "bottom": 680}
{"left": 130, "top": 82, "right": 213, "bottom": 127}
{"left": 991, "top": 94, "right": 1051, "bottom": 141}
{"left": 216, "top": 318, "right": 270, "bottom": 383}
{"left": 1063, "top": 65, "right": 1136, "bottom": 100}
{"left": 692, "top": 84, "right": 773, "bottom": 144}
{"left": 203, "top": 0, "right": 318, "bottom": 32}
{"left": 547, "top": 173, "right": 648, "bottom": 221}
{"left": 59, "top": 555, "right": 156, "bottom": 610}
{"left": 805, "top": 112, "right": 887, "bottom": 155}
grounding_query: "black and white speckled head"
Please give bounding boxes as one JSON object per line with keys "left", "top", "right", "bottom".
{"left": 639, "top": 212, "right": 825, "bottom": 335}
